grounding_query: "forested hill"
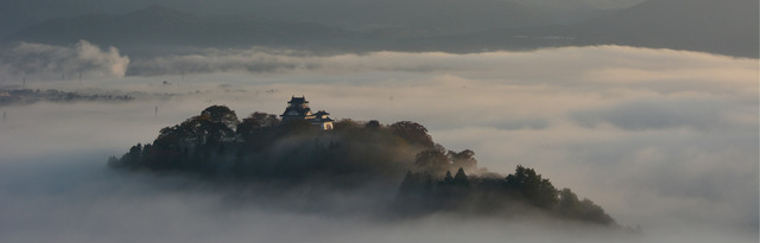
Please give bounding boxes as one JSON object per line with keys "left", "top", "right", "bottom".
{"left": 109, "top": 105, "right": 619, "bottom": 227}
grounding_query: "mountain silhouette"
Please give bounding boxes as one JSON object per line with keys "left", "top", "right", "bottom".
{"left": 5, "top": 1, "right": 756, "bottom": 58}
{"left": 397, "top": 0, "right": 758, "bottom": 58}
{"left": 5, "top": 5, "right": 363, "bottom": 54}
{"left": 574, "top": 0, "right": 758, "bottom": 57}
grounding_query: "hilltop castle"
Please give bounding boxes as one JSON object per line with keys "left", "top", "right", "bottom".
{"left": 281, "top": 96, "right": 334, "bottom": 130}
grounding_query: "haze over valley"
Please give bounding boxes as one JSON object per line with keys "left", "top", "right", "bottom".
{"left": 0, "top": 1, "right": 757, "bottom": 243}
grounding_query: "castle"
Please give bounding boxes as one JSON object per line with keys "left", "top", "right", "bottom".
{"left": 281, "top": 96, "right": 334, "bottom": 130}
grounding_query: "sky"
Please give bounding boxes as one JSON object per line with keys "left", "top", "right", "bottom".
{"left": 0, "top": 40, "right": 757, "bottom": 242}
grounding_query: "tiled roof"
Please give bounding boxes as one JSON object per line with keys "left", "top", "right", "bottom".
{"left": 288, "top": 96, "right": 308, "bottom": 104}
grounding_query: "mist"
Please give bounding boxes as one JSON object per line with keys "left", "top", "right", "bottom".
{"left": 0, "top": 45, "right": 757, "bottom": 242}
{"left": 0, "top": 40, "right": 129, "bottom": 82}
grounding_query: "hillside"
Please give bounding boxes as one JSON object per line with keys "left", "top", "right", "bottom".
{"left": 108, "top": 102, "right": 619, "bottom": 226}
{"left": 392, "top": 0, "right": 759, "bottom": 58}
{"left": 574, "top": 0, "right": 759, "bottom": 57}
{"left": 4, "top": 5, "right": 365, "bottom": 54}
{"left": 7, "top": 1, "right": 755, "bottom": 58}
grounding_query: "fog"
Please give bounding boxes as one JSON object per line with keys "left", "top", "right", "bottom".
{"left": 0, "top": 45, "right": 757, "bottom": 242}
{"left": 0, "top": 40, "right": 129, "bottom": 81}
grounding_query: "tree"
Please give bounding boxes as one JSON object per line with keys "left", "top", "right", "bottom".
{"left": 281, "top": 119, "right": 314, "bottom": 134}
{"left": 201, "top": 105, "right": 240, "bottom": 131}
{"left": 127, "top": 143, "right": 142, "bottom": 161}
{"left": 452, "top": 167, "right": 469, "bottom": 186}
{"left": 248, "top": 112, "right": 280, "bottom": 128}
{"left": 333, "top": 118, "right": 362, "bottom": 130}
{"left": 557, "top": 188, "right": 616, "bottom": 226}
{"left": 505, "top": 165, "right": 558, "bottom": 209}
{"left": 443, "top": 171, "right": 454, "bottom": 184}
{"left": 414, "top": 149, "right": 450, "bottom": 174}
{"left": 449, "top": 149, "right": 477, "bottom": 171}
{"left": 390, "top": 121, "right": 433, "bottom": 148}
{"left": 365, "top": 120, "right": 382, "bottom": 130}
{"left": 237, "top": 112, "right": 280, "bottom": 140}
{"left": 153, "top": 106, "right": 239, "bottom": 150}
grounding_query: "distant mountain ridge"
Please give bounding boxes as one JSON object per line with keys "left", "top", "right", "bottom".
{"left": 395, "top": 0, "right": 758, "bottom": 58}
{"left": 572, "top": 0, "right": 759, "bottom": 57}
{"left": 4, "top": 0, "right": 757, "bottom": 58}
{"left": 4, "top": 5, "right": 365, "bottom": 54}
{"left": 260, "top": 0, "right": 546, "bottom": 33}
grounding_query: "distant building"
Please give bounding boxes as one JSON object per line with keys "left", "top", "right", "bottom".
{"left": 281, "top": 96, "right": 334, "bottom": 130}
{"left": 310, "top": 110, "right": 334, "bottom": 130}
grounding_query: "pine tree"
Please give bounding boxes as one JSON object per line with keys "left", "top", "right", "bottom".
{"left": 443, "top": 171, "right": 453, "bottom": 184}
{"left": 452, "top": 167, "right": 469, "bottom": 186}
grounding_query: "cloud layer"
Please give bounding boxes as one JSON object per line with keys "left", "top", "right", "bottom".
{"left": 0, "top": 45, "right": 757, "bottom": 242}
{"left": 0, "top": 40, "right": 129, "bottom": 83}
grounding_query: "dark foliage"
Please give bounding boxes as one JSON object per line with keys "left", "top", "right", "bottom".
{"left": 415, "top": 149, "right": 450, "bottom": 175}
{"left": 449, "top": 149, "right": 477, "bottom": 171}
{"left": 109, "top": 105, "right": 617, "bottom": 227}
{"left": 557, "top": 188, "right": 617, "bottom": 225}
{"left": 452, "top": 168, "right": 470, "bottom": 186}
{"left": 390, "top": 121, "right": 434, "bottom": 148}
{"left": 505, "top": 165, "right": 558, "bottom": 209}
{"left": 396, "top": 166, "right": 617, "bottom": 226}
{"left": 201, "top": 105, "right": 240, "bottom": 130}
{"left": 110, "top": 105, "right": 440, "bottom": 186}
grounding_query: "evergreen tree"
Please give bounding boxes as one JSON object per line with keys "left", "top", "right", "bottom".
{"left": 443, "top": 171, "right": 453, "bottom": 184}
{"left": 452, "top": 167, "right": 469, "bottom": 186}
{"left": 415, "top": 149, "right": 450, "bottom": 174}
{"left": 505, "top": 165, "right": 558, "bottom": 208}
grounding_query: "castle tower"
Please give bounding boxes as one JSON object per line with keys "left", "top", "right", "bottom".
{"left": 280, "top": 96, "right": 334, "bottom": 130}
{"left": 281, "top": 96, "right": 312, "bottom": 121}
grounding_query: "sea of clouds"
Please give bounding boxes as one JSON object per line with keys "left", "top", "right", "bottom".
{"left": 0, "top": 43, "right": 757, "bottom": 243}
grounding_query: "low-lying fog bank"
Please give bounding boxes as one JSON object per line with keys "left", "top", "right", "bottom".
{"left": 0, "top": 45, "right": 756, "bottom": 242}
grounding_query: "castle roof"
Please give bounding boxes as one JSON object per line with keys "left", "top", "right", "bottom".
{"left": 313, "top": 110, "right": 330, "bottom": 116}
{"left": 281, "top": 96, "right": 333, "bottom": 126}
{"left": 281, "top": 107, "right": 311, "bottom": 117}
{"left": 288, "top": 96, "right": 308, "bottom": 104}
